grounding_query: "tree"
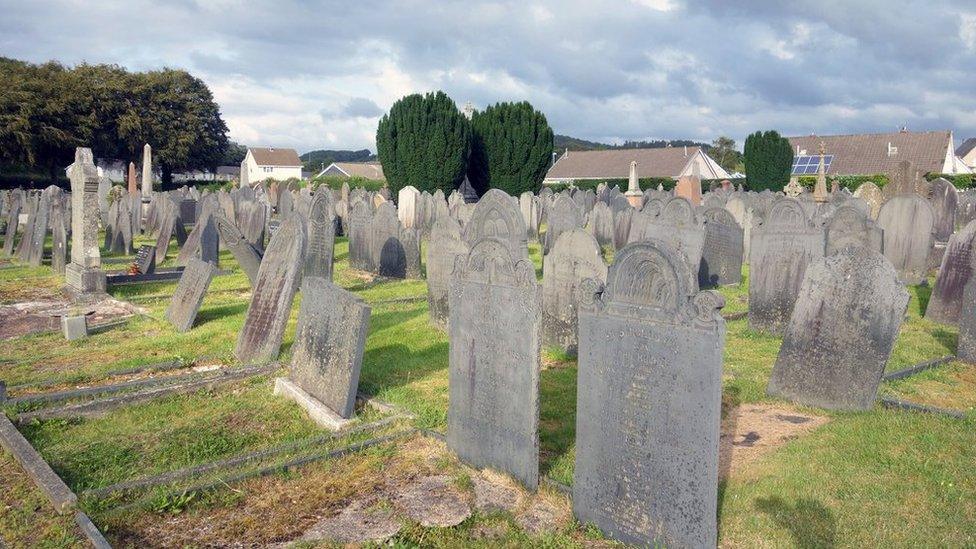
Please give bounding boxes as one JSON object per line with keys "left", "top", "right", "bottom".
{"left": 744, "top": 130, "right": 793, "bottom": 191}
{"left": 467, "top": 101, "right": 553, "bottom": 195}
{"left": 222, "top": 141, "right": 248, "bottom": 165}
{"left": 376, "top": 91, "right": 470, "bottom": 197}
{"left": 707, "top": 136, "right": 743, "bottom": 174}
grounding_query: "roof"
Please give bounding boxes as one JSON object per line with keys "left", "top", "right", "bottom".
{"left": 248, "top": 147, "right": 302, "bottom": 167}
{"left": 787, "top": 131, "right": 952, "bottom": 176}
{"left": 956, "top": 137, "right": 976, "bottom": 158}
{"left": 321, "top": 161, "right": 385, "bottom": 180}
{"left": 544, "top": 147, "right": 706, "bottom": 180}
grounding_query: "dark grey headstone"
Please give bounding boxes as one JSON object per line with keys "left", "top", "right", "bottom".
{"left": 925, "top": 220, "right": 976, "bottom": 324}
{"left": 426, "top": 216, "right": 468, "bottom": 328}
{"left": 462, "top": 189, "right": 528, "bottom": 260}
{"left": 26, "top": 190, "right": 51, "bottom": 267}
{"left": 542, "top": 229, "right": 607, "bottom": 354}
{"left": 2, "top": 194, "right": 22, "bottom": 256}
{"left": 575, "top": 240, "right": 725, "bottom": 549}
{"left": 165, "top": 257, "right": 216, "bottom": 332}
{"left": 214, "top": 213, "right": 262, "bottom": 284}
{"left": 372, "top": 202, "right": 408, "bottom": 278}
{"left": 877, "top": 195, "right": 935, "bottom": 284}
{"left": 176, "top": 213, "right": 219, "bottom": 267}
{"left": 235, "top": 214, "right": 306, "bottom": 364}
{"left": 154, "top": 200, "right": 178, "bottom": 260}
{"left": 959, "top": 276, "right": 976, "bottom": 364}
{"left": 290, "top": 276, "right": 371, "bottom": 419}
{"left": 767, "top": 247, "right": 909, "bottom": 410}
{"left": 699, "top": 207, "right": 744, "bottom": 286}
{"left": 749, "top": 198, "right": 825, "bottom": 334}
{"left": 133, "top": 245, "right": 156, "bottom": 275}
{"left": 348, "top": 200, "right": 374, "bottom": 271}
{"left": 448, "top": 237, "right": 540, "bottom": 489}
{"left": 304, "top": 186, "right": 336, "bottom": 281}
{"left": 928, "top": 178, "right": 958, "bottom": 242}
{"left": 824, "top": 205, "right": 883, "bottom": 257}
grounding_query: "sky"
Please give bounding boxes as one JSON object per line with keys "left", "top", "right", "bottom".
{"left": 2, "top": 0, "right": 975, "bottom": 155}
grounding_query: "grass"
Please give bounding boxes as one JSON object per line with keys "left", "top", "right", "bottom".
{"left": 1, "top": 229, "right": 975, "bottom": 546}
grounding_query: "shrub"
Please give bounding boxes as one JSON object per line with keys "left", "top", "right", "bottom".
{"left": 468, "top": 101, "right": 553, "bottom": 196}
{"left": 744, "top": 130, "right": 793, "bottom": 191}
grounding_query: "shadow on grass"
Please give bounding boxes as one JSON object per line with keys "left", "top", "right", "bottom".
{"left": 932, "top": 327, "right": 958, "bottom": 354}
{"left": 913, "top": 284, "right": 932, "bottom": 317}
{"left": 539, "top": 366, "right": 577, "bottom": 477}
{"left": 359, "top": 306, "right": 444, "bottom": 394}
{"left": 194, "top": 302, "right": 248, "bottom": 327}
{"left": 717, "top": 385, "right": 742, "bottom": 529}
{"left": 755, "top": 496, "right": 837, "bottom": 548}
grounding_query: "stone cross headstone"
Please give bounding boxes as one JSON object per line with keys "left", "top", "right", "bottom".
{"left": 767, "top": 247, "right": 909, "bottom": 409}
{"left": 824, "top": 205, "right": 884, "bottom": 256}
{"left": 574, "top": 240, "right": 725, "bottom": 549}
{"left": 304, "top": 186, "right": 336, "bottom": 281}
{"left": 426, "top": 215, "right": 469, "bottom": 329}
{"left": 448, "top": 237, "right": 540, "bottom": 489}
{"left": 876, "top": 193, "right": 935, "bottom": 284}
{"left": 542, "top": 229, "right": 607, "bottom": 353}
{"left": 289, "top": 276, "right": 371, "bottom": 419}
{"left": 462, "top": 189, "right": 528, "bottom": 260}
{"left": 749, "top": 197, "right": 824, "bottom": 334}
{"left": 65, "top": 148, "right": 106, "bottom": 298}
{"left": 214, "top": 213, "right": 262, "bottom": 284}
{"left": 165, "top": 257, "right": 216, "bottom": 332}
{"left": 925, "top": 220, "right": 976, "bottom": 324}
{"left": 699, "top": 206, "right": 744, "bottom": 286}
{"left": 235, "top": 214, "right": 306, "bottom": 364}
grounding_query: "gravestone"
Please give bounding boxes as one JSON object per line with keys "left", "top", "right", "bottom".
{"left": 26, "top": 189, "right": 51, "bottom": 266}
{"left": 348, "top": 200, "right": 374, "bottom": 271}
{"left": 699, "top": 207, "right": 743, "bottom": 286}
{"left": 2, "top": 194, "right": 22, "bottom": 256}
{"left": 629, "top": 197, "right": 705, "bottom": 274}
{"left": 65, "top": 148, "right": 106, "bottom": 298}
{"left": 133, "top": 245, "right": 156, "bottom": 274}
{"left": 462, "top": 189, "right": 528, "bottom": 259}
{"left": 959, "top": 276, "right": 976, "bottom": 364}
{"left": 214, "top": 213, "right": 262, "bottom": 284}
{"left": 426, "top": 216, "right": 469, "bottom": 328}
{"left": 519, "top": 192, "right": 537, "bottom": 237}
{"left": 612, "top": 207, "right": 633, "bottom": 250}
{"left": 165, "top": 257, "right": 216, "bottom": 332}
{"left": 925, "top": 220, "right": 976, "bottom": 324}
{"left": 304, "top": 186, "right": 336, "bottom": 281}
{"left": 673, "top": 174, "right": 702, "bottom": 206}
{"left": 876, "top": 194, "right": 935, "bottom": 284}
{"left": 586, "top": 201, "right": 615, "bottom": 248}
{"left": 16, "top": 194, "right": 38, "bottom": 261}
{"left": 824, "top": 205, "right": 884, "bottom": 256}
{"left": 448, "top": 237, "right": 540, "bottom": 489}
{"left": 235, "top": 214, "right": 306, "bottom": 364}
{"left": 176, "top": 213, "right": 219, "bottom": 267}
{"left": 544, "top": 194, "right": 584, "bottom": 255}
{"left": 372, "top": 203, "right": 408, "bottom": 278}
{"left": 398, "top": 185, "right": 420, "bottom": 229}
{"left": 928, "top": 178, "right": 958, "bottom": 242}
{"left": 574, "top": 240, "right": 725, "bottom": 549}
{"left": 767, "top": 247, "right": 909, "bottom": 410}
{"left": 50, "top": 195, "right": 67, "bottom": 275}
{"left": 749, "top": 198, "right": 824, "bottom": 334}
{"left": 154, "top": 200, "right": 178, "bottom": 260}
{"left": 542, "top": 229, "right": 607, "bottom": 353}
{"left": 289, "top": 276, "right": 371, "bottom": 419}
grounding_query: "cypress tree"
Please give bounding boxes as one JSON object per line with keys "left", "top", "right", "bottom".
{"left": 744, "top": 130, "right": 793, "bottom": 191}
{"left": 468, "top": 101, "right": 554, "bottom": 196}
{"left": 376, "top": 91, "right": 470, "bottom": 197}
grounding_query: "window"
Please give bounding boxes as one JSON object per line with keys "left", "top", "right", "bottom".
{"left": 263, "top": 166, "right": 273, "bottom": 173}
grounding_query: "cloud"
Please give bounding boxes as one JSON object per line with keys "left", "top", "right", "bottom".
{"left": 2, "top": 0, "right": 976, "bottom": 152}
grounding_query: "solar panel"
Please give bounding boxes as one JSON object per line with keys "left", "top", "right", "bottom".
{"left": 791, "top": 155, "right": 833, "bottom": 175}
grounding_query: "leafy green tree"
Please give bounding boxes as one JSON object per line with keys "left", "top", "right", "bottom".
{"left": 222, "top": 141, "right": 248, "bottom": 165}
{"left": 467, "top": 101, "right": 553, "bottom": 195}
{"left": 376, "top": 91, "right": 470, "bottom": 197}
{"left": 707, "top": 136, "right": 743, "bottom": 174}
{"left": 744, "top": 130, "right": 793, "bottom": 191}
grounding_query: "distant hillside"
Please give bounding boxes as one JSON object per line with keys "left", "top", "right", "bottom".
{"left": 554, "top": 134, "right": 710, "bottom": 152}
{"left": 300, "top": 149, "right": 375, "bottom": 171}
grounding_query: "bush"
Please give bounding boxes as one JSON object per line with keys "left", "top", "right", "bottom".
{"left": 0, "top": 173, "right": 69, "bottom": 190}
{"left": 310, "top": 175, "right": 386, "bottom": 193}
{"left": 744, "top": 130, "right": 793, "bottom": 191}
{"left": 468, "top": 101, "right": 553, "bottom": 196}
{"left": 796, "top": 174, "right": 889, "bottom": 192}
{"left": 925, "top": 173, "right": 974, "bottom": 189}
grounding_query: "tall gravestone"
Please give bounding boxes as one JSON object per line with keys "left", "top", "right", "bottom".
{"left": 542, "top": 229, "right": 607, "bottom": 353}
{"left": 371, "top": 202, "right": 409, "bottom": 278}
{"left": 699, "top": 206, "right": 743, "bottom": 286}
{"left": 50, "top": 194, "right": 67, "bottom": 275}
{"left": 586, "top": 201, "right": 615, "bottom": 248}
{"left": 928, "top": 178, "right": 959, "bottom": 242}
{"left": 25, "top": 188, "right": 51, "bottom": 267}
{"left": 574, "top": 240, "right": 725, "bottom": 548}
{"left": 877, "top": 191, "right": 935, "bottom": 284}
{"left": 749, "top": 198, "right": 824, "bottom": 334}
{"left": 925, "top": 220, "right": 976, "bottom": 324}
{"left": 398, "top": 185, "right": 420, "bottom": 229}
{"left": 2, "top": 193, "right": 22, "bottom": 256}
{"left": 462, "top": 189, "right": 529, "bottom": 260}
{"left": 448, "top": 237, "right": 540, "bottom": 489}
{"left": 154, "top": 199, "right": 178, "bottom": 260}
{"left": 348, "top": 200, "right": 374, "bottom": 271}
{"left": 824, "top": 205, "right": 884, "bottom": 256}
{"left": 165, "top": 257, "right": 216, "bottom": 332}
{"left": 629, "top": 197, "right": 705, "bottom": 275}
{"left": 235, "top": 214, "right": 306, "bottom": 364}
{"left": 289, "top": 276, "right": 371, "bottom": 419}
{"left": 65, "top": 148, "right": 106, "bottom": 298}
{"left": 959, "top": 276, "right": 976, "bottom": 364}
{"left": 426, "top": 215, "right": 469, "bottom": 328}
{"left": 544, "top": 194, "right": 584, "bottom": 255}
{"left": 214, "top": 213, "right": 262, "bottom": 284}
{"left": 767, "top": 247, "right": 909, "bottom": 410}
{"left": 141, "top": 143, "right": 153, "bottom": 199}
{"left": 304, "top": 186, "right": 336, "bottom": 281}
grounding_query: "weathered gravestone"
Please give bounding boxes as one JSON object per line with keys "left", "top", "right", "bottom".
{"left": 612, "top": 207, "right": 633, "bottom": 250}
{"left": 543, "top": 194, "right": 583, "bottom": 255}
{"left": 928, "top": 178, "right": 959, "bottom": 242}
{"left": 462, "top": 189, "right": 528, "bottom": 259}
{"left": 235, "top": 214, "right": 306, "bottom": 364}
{"left": 876, "top": 191, "right": 935, "bottom": 284}
{"left": 749, "top": 198, "right": 825, "bottom": 334}
{"left": 574, "top": 240, "right": 725, "bottom": 549}
{"left": 824, "top": 205, "right": 883, "bottom": 256}
{"left": 15, "top": 194, "right": 37, "bottom": 261}
{"left": 25, "top": 188, "right": 51, "bottom": 267}
{"left": 426, "top": 216, "right": 469, "bottom": 329}
{"left": 925, "top": 220, "right": 976, "bottom": 324}
{"left": 586, "top": 201, "right": 615, "bottom": 248}
{"left": 699, "top": 207, "right": 743, "bottom": 286}
{"left": 165, "top": 257, "right": 216, "bottom": 332}
{"left": 628, "top": 197, "right": 705, "bottom": 275}
{"left": 50, "top": 194, "right": 67, "bottom": 275}
{"left": 65, "top": 148, "right": 106, "bottom": 298}
{"left": 853, "top": 182, "right": 884, "bottom": 220}
{"left": 176, "top": 213, "right": 218, "bottom": 267}
{"left": 371, "top": 202, "right": 413, "bottom": 279}
{"left": 767, "top": 247, "right": 909, "bottom": 410}
{"left": 542, "top": 229, "right": 607, "bottom": 353}
{"left": 959, "top": 277, "right": 976, "bottom": 364}
{"left": 348, "top": 200, "right": 374, "bottom": 271}
{"left": 304, "top": 186, "right": 336, "bottom": 281}
{"left": 287, "top": 276, "right": 371, "bottom": 422}
{"left": 398, "top": 185, "right": 420, "bottom": 229}
{"left": 214, "top": 213, "right": 262, "bottom": 284}
{"left": 154, "top": 199, "right": 178, "bottom": 260}
{"left": 133, "top": 245, "right": 156, "bottom": 275}
{"left": 448, "top": 237, "right": 540, "bottom": 489}
{"left": 2, "top": 193, "right": 22, "bottom": 256}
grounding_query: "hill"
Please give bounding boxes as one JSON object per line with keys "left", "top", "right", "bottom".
{"left": 554, "top": 134, "right": 710, "bottom": 152}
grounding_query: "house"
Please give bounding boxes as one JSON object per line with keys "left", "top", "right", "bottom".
{"left": 543, "top": 146, "right": 731, "bottom": 185}
{"left": 316, "top": 161, "right": 386, "bottom": 181}
{"left": 955, "top": 137, "right": 976, "bottom": 170}
{"left": 215, "top": 166, "right": 240, "bottom": 182}
{"left": 787, "top": 130, "right": 971, "bottom": 177}
{"left": 240, "top": 147, "right": 303, "bottom": 186}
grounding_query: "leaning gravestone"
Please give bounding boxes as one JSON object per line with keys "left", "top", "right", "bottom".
{"left": 699, "top": 207, "right": 743, "bottom": 286}
{"left": 749, "top": 198, "right": 825, "bottom": 334}
{"left": 767, "top": 247, "right": 909, "bottom": 410}
{"left": 133, "top": 245, "right": 156, "bottom": 275}
{"left": 154, "top": 199, "right": 178, "bottom": 260}
{"left": 876, "top": 192, "right": 935, "bottom": 284}
{"left": 304, "top": 186, "right": 336, "bottom": 281}
{"left": 448, "top": 237, "right": 540, "bottom": 489}
{"left": 214, "top": 213, "right": 262, "bottom": 284}
{"left": 165, "top": 257, "right": 216, "bottom": 332}
{"left": 542, "top": 229, "right": 607, "bottom": 354}
{"left": 289, "top": 276, "right": 371, "bottom": 420}
{"left": 574, "top": 240, "right": 725, "bottom": 549}
{"left": 235, "top": 214, "right": 306, "bottom": 364}
{"left": 176, "top": 213, "right": 218, "bottom": 267}
{"left": 959, "top": 277, "right": 976, "bottom": 364}
{"left": 924, "top": 220, "right": 976, "bottom": 324}
{"left": 824, "top": 205, "right": 883, "bottom": 256}
{"left": 2, "top": 194, "right": 22, "bottom": 256}
{"left": 462, "top": 189, "right": 529, "bottom": 260}
{"left": 426, "top": 216, "right": 468, "bottom": 328}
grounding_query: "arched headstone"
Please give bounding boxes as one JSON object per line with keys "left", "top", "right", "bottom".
{"left": 542, "top": 229, "right": 607, "bottom": 353}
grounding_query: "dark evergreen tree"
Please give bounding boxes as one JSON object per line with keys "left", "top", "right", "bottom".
{"left": 376, "top": 91, "right": 470, "bottom": 197}
{"left": 467, "top": 101, "right": 554, "bottom": 196}
{"left": 744, "top": 130, "right": 793, "bottom": 191}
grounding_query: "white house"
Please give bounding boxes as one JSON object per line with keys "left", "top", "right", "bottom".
{"left": 240, "top": 147, "right": 303, "bottom": 186}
